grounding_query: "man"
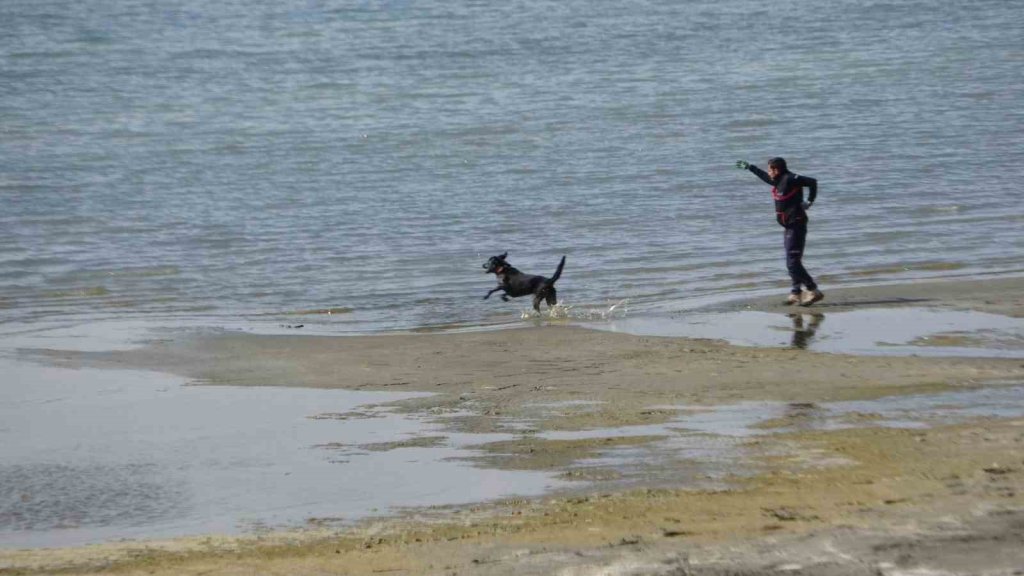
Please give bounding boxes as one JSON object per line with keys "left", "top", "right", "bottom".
{"left": 736, "top": 157, "right": 823, "bottom": 306}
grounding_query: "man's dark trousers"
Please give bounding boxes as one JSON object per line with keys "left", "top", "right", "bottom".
{"left": 784, "top": 224, "right": 817, "bottom": 294}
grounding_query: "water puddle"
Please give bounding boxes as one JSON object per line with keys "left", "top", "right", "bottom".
{"left": 586, "top": 307, "right": 1024, "bottom": 357}
{"left": 0, "top": 317, "right": 166, "bottom": 352}
{"left": 532, "top": 385, "right": 1024, "bottom": 487}
{"left": 524, "top": 400, "right": 607, "bottom": 411}
{"left": 0, "top": 360, "right": 564, "bottom": 549}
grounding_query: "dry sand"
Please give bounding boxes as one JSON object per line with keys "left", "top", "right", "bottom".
{"left": 3, "top": 276, "right": 1024, "bottom": 575}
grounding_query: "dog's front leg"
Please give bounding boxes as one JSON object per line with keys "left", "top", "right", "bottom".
{"left": 484, "top": 286, "right": 504, "bottom": 300}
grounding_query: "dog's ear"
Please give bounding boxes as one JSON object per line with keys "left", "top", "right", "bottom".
{"left": 499, "top": 252, "right": 508, "bottom": 260}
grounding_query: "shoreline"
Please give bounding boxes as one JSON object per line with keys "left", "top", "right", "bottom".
{"left": 3, "top": 275, "right": 1024, "bottom": 574}
{"left": 716, "top": 273, "right": 1024, "bottom": 317}
{"left": 300, "top": 272, "right": 1024, "bottom": 337}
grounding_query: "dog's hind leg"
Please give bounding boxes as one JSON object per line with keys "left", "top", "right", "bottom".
{"left": 532, "top": 294, "right": 543, "bottom": 313}
{"left": 545, "top": 287, "right": 557, "bottom": 307}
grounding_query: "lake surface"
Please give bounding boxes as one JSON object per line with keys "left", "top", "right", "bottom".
{"left": 3, "top": 0, "right": 1023, "bottom": 333}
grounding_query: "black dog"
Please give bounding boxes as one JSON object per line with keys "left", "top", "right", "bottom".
{"left": 483, "top": 252, "right": 566, "bottom": 312}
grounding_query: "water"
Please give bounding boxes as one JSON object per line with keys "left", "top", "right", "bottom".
{"left": 2, "top": 0, "right": 1023, "bottom": 333}
{"left": 535, "top": 385, "right": 1024, "bottom": 487}
{"left": 0, "top": 360, "right": 565, "bottom": 548}
{"left": 0, "top": 320, "right": 572, "bottom": 549}
{"left": 595, "top": 307, "right": 1024, "bottom": 357}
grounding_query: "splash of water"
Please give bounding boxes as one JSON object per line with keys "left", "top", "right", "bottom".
{"left": 520, "top": 300, "right": 629, "bottom": 321}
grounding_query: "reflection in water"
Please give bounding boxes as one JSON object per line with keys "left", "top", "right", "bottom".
{"left": 591, "top": 307, "right": 1024, "bottom": 357}
{"left": 780, "top": 401, "right": 824, "bottom": 431}
{"left": 789, "top": 313, "right": 824, "bottom": 349}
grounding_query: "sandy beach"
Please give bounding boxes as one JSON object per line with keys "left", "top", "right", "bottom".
{"left": 4, "top": 276, "right": 1024, "bottom": 575}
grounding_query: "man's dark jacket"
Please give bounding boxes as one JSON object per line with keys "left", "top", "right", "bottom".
{"left": 747, "top": 165, "right": 818, "bottom": 228}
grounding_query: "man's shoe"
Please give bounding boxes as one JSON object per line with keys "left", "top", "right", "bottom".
{"left": 786, "top": 293, "right": 802, "bottom": 305}
{"left": 800, "top": 289, "right": 824, "bottom": 307}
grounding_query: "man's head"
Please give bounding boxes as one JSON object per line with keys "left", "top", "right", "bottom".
{"left": 767, "top": 157, "right": 788, "bottom": 180}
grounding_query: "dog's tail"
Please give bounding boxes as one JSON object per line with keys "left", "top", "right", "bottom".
{"left": 546, "top": 256, "right": 566, "bottom": 286}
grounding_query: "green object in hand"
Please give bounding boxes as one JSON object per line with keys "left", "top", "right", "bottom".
{"left": 735, "top": 160, "right": 749, "bottom": 170}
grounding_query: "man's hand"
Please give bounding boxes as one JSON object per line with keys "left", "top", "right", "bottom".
{"left": 735, "top": 160, "right": 749, "bottom": 170}
{"left": 802, "top": 201, "right": 812, "bottom": 210}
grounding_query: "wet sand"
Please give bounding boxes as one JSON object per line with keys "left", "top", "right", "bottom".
{"left": 4, "top": 276, "right": 1024, "bottom": 575}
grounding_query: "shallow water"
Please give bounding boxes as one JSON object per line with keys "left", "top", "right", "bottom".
{"left": 590, "top": 307, "right": 1024, "bottom": 358}
{"left": 2, "top": 0, "right": 1023, "bottom": 333}
{"left": 0, "top": 360, "right": 564, "bottom": 549}
{"left": 536, "top": 385, "right": 1024, "bottom": 486}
